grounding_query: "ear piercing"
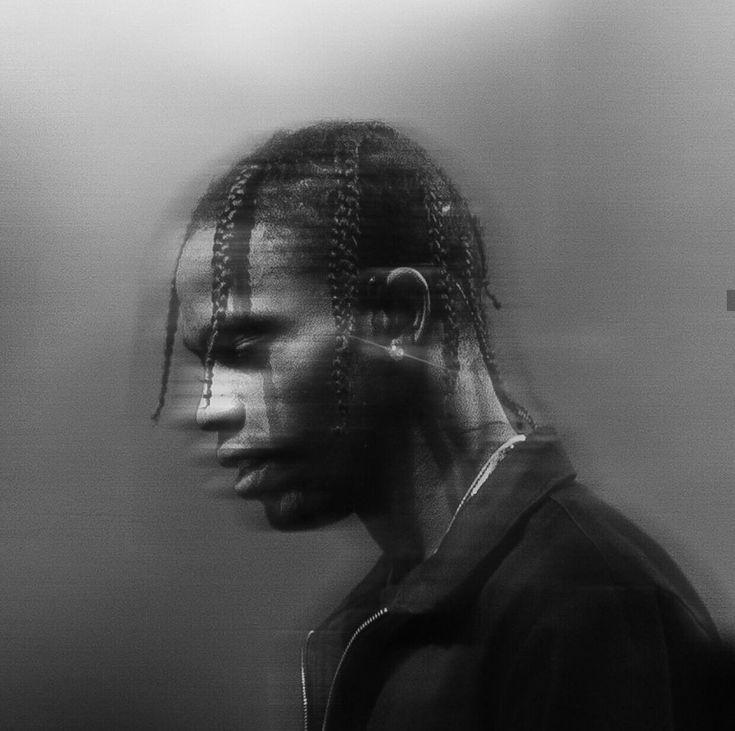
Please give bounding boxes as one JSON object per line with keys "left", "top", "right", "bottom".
{"left": 349, "top": 335, "right": 445, "bottom": 371}
{"left": 388, "top": 338, "right": 405, "bottom": 360}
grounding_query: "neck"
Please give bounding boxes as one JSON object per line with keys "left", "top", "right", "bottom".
{"left": 356, "top": 363, "right": 517, "bottom": 564}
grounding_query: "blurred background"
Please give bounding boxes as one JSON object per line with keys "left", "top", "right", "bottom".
{"left": 2, "top": 0, "right": 734, "bottom": 727}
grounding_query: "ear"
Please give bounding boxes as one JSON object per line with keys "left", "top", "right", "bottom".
{"left": 372, "top": 267, "right": 431, "bottom": 344}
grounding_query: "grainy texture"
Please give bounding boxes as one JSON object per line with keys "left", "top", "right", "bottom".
{"left": 1, "top": 0, "right": 734, "bottom": 727}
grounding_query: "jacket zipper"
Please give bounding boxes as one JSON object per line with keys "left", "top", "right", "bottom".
{"left": 301, "top": 630, "right": 315, "bottom": 731}
{"left": 319, "top": 607, "right": 389, "bottom": 731}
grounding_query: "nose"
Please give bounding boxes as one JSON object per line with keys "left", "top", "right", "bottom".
{"left": 195, "top": 368, "right": 245, "bottom": 432}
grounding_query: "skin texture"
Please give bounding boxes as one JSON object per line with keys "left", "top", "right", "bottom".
{"left": 176, "top": 223, "right": 354, "bottom": 528}
{"left": 176, "top": 221, "right": 517, "bottom": 558}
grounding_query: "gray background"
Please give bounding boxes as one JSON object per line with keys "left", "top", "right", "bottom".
{"left": 2, "top": 0, "right": 734, "bottom": 727}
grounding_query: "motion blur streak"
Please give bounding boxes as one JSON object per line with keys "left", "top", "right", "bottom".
{"left": 1, "top": 1, "right": 734, "bottom": 728}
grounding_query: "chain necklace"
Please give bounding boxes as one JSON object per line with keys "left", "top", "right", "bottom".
{"left": 432, "top": 434, "right": 527, "bottom": 555}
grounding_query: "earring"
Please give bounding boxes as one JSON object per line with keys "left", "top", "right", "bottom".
{"left": 388, "top": 338, "right": 405, "bottom": 361}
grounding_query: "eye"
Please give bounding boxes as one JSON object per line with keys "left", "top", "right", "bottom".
{"left": 207, "top": 316, "right": 286, "bottom": 369}
{"left": 233, "top": 333, "right": 263, "bottom": 354}
{"left": 233, "top": 333, "right": 267, "bottom": 360}
{"left": 218, "top": 332, "right": 270, "bottom": 369}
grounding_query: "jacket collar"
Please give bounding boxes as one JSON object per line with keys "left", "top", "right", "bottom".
{"left": 343, "top": 432, "right": 577, "bottom": 617}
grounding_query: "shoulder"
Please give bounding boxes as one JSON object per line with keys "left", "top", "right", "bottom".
{"left": 476, "top": 480, "right": 716, "bottom": 641}
{"left": 552, "top": 483, "right": 711, "bottom": 624}
{"left": 470, "top": 481, "right": 730, "bottom": 729}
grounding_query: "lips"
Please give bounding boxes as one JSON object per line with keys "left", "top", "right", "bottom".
{"left": 209, "top": 441, "right": 279, "bottom": 497}
{"left": 232, "top": 450, "right": 325, "bottom": 503}
{"left": 215, "top": 432, "right": 356, "bottom": 504}
{"left": 226, "top": 447, "right": 301, "bottom": 499}
{"left": 233, "top": 459, "right": 271, "bottom": 498}
{"left": 220, "top": 437, "right": 359, "bottom": 529}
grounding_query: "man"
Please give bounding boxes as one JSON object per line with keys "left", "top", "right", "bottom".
{"left": 155, "top": 121, "right": 729, "bottom": 728}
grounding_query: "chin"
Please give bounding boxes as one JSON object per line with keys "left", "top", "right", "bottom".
{"left": 262, "top": 489, "right": 353, "bottom": 531}
{"left": 242, "top": 428, "right": 373, "bottom": 530}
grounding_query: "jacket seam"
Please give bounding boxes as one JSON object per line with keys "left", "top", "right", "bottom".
{"left": 549, "top": 493, "right": 715, "bottom": 639}
{"left": 549, "top": 491, "right": 633, "bottom": 585}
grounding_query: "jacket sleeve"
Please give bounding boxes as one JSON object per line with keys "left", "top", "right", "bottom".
{"left": 490, "top": 585, "right": 722, "bottom": 730}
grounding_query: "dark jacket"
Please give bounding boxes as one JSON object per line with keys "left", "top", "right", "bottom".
{"left": 301, "top": 435, "right": 730, "bottom": 730}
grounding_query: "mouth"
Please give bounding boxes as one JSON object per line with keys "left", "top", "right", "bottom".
{"left": 216, "top": 442, "right": 308, "bottom": 498}
{"left": 232, "top": 458, "right": 272, "bottom": 498}
{"left": 218, "top": 430, "right": 367, "bottom": 507}
{"left": 221, "top": 437, "right": 362, "bottom": 529}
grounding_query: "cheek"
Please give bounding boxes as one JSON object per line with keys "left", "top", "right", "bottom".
{"left": 267, "top": 329, "right": 336, "bottom": 432}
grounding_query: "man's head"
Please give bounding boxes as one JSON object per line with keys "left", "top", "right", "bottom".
{"left": 156, "top": 121, "right": 531, "bottom": 528}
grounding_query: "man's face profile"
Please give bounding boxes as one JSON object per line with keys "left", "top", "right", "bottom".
{"left": 163, "top": 121, "right": 509, "bottom": 534}
{"left": 176, "top": 220, "right": 366, "bottom": 529}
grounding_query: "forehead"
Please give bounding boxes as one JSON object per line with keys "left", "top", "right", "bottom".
{"left": 175, "top": 223, "right": 331, "bottom": 338}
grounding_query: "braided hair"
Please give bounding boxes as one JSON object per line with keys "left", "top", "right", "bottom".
{"left": 153, "top": 121, "right": 534, "bottom": 431}
{"left": 328, "top": 134, "right": 362, "bottom": 432}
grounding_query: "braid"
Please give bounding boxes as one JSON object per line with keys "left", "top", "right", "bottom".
{"left": 202, "top": 164, "right": 261, "bottom": 406}
{"left": 471, "top": 216, "right": 502, "bottom": 310}
{"left": 151, "top": 215, "right": 205, "bottom": 423}
{"left": 328, "top": 134, "right": 362, "bottom": 433}
{"left": 151, "top": 255, "right": 182, "bottom": 422}
{"left": 461, "top": 215, "right": 536, "bottom": 431}
{"left": 424, "top": 178, "right": 460, "bottom": 393}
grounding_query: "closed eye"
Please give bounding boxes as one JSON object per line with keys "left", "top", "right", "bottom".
{"left": 183, "top": 314, "right": 286, "bottom": 368}
{"left": 231, "top": 333, "right": 268, "bottom": 365}
{"left": 233, "top": 333, "right": 264, "bottom": 353}
{"left": 216, "top": 314, "right": 288, "bottom": 369}
{"left": 207, "top": 331, "right": 266, "bottom": 369}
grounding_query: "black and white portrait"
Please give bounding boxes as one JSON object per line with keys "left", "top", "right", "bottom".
{"left": 2, "top": 1, "right": 734, "bottom": 728}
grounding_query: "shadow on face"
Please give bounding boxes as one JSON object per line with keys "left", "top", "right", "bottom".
{"left": 175, "top": 220, "right": 422, "bottom": 529}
